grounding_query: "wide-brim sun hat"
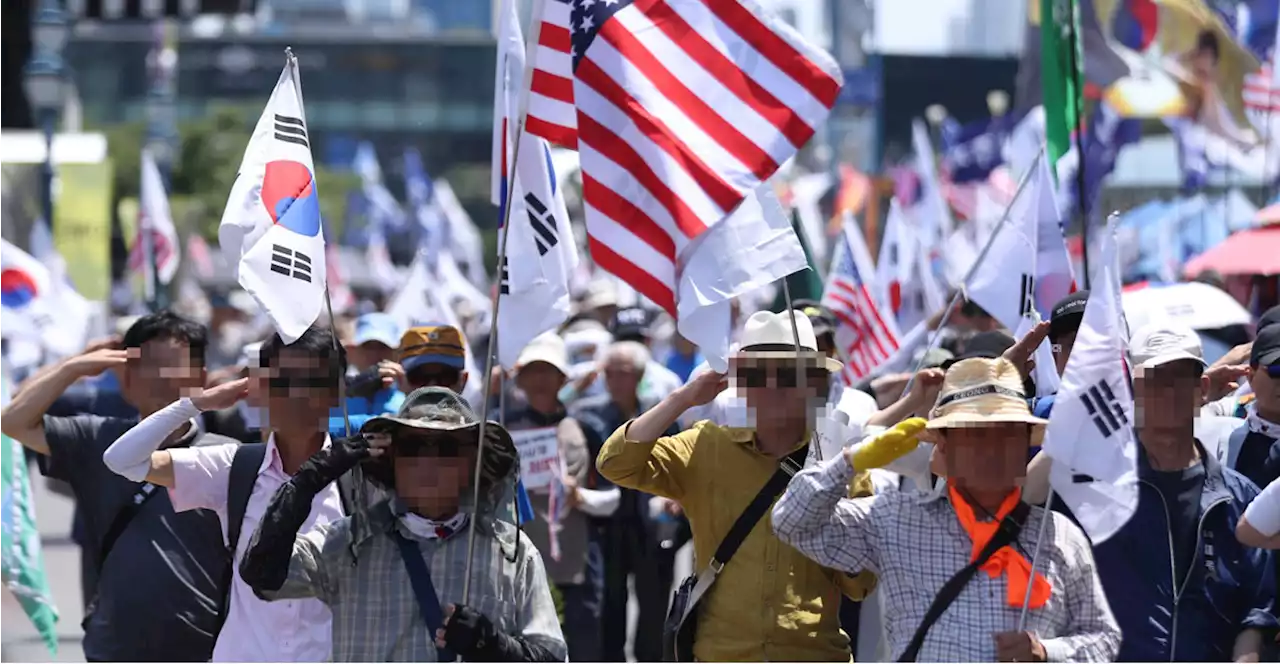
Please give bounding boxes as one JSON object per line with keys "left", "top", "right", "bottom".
{"left": 735, "top": 310, "right": 843, "bottom": 373}
{"left": 361, "top": 386, "right": 517, "bottom": 485}
{"left": 924, "top": 357, "right": 1047, "bottom": 446}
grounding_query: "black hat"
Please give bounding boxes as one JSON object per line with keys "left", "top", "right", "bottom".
{"left": 943, "top": 330, "right": 1016, "bottom": 369}
{"left": 792, "top": 299, "right": 837, "bottom": 338}
{"left": 1049, "top": 290, "right": 1090, "bottom": 341}
{"left": 1259, "top": 305, "right": 1280, "bottom": 333}
{"left": 610, "top": 307, "right": 652, "bottom": 342}
{"left": 1252, "top": 325, "right": 1280, "bottom": 367}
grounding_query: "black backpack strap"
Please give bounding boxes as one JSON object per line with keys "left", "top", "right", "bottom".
{"left": 95, "top": 482, "right": 162, "bottom": 573}
{"left": 709, "top": 444, "right": 809, "bottom": 573}
{"left": 897, "top": 501, "right": 1033, "bottom": 662}
{"left": 216, "top": 442, "right": 268, "bottom": 633}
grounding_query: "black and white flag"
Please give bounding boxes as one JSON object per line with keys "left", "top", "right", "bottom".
{"left": 1042, "top": 219, "right": 1138, "bottom": 544}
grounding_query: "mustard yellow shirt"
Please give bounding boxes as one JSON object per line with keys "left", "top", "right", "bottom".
{"left": 597, "top": 419, "right": 877, "bottom": 662}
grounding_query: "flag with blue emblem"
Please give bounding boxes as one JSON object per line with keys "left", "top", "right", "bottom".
{"left": 218, "top": 51, "right": 326, "bottom": 343}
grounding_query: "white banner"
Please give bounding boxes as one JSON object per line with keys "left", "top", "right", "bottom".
{"left": 511, "top": 426, "right": 559, "bottom": 491}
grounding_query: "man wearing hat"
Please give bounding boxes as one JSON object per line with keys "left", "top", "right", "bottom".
{"left": 562, "top": 308, "right": 684, "bottom": 406}
{"left": 1078, "top": 322, "right": 1276, "bottom": 662}
{"left": 773, "top": 357, "right": 1121, "bottom": 662}
{"left": 239, "top": 387, "right": 567, "bottom": 662}
{"left": 597, "top": 310, "right": 879, "bottom": 661}
{"left": 334, "top": 313, "right": 407, "bottom": 435}
{"left": 1220, "top": 323, "right": 1280, "bottom": 493}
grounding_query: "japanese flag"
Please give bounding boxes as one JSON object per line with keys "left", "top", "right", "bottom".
{"left": 218, "top": 54, "right": 326, "bottom": 343}
{"left": 1042, "top": 220, "right": 1139, "bottom": 544}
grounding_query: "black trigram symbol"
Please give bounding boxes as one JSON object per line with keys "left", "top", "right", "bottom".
{"left": 498, "top": 259, "right": 511, "bottom": 295}
{"left": 524, "top": 192, "right": 558, "bottom": 256}
{"left": 1080, "top": 380, "right": 1128, "bottom": 438}
{"left": 269, "top": 244, "right": 312, "bottom": 283}
{"left": 1018, "top": 274, "right": 1036, "bottom": 317}
{"left": 1072, "top": 473, "right": 1096, "bottom": 484}
{"left": 273, "top": 114, "right": 309, "bottom": 148}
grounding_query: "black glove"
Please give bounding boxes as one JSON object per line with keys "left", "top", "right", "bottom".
{"left": 441, "top": 604, "right": 562, "bottom": 662}
{"left": 292, "top": 435, "right": 374, "bottom": 494}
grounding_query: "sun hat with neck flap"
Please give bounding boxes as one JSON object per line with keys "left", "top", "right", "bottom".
{"left": 924, "top": 357, "right": 1048, "bottom": 445}
{"left": 735, "top": 310, "right": 843, "bottom": 373}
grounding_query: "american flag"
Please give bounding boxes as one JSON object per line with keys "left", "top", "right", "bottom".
{"left": 525, "top": 0, "right": 841, "bottom": 315}
{"left": 1244, "top": 62, "right": 1280, "bottom": 113}
{"left": 823, "top": 221, "right": 900, "bottom": 384}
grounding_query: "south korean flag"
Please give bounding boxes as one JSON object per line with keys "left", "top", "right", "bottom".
{"left": 218, "top": 51, "right": 326, "bottom": 343}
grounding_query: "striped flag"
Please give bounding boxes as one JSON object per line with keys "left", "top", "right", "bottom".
{"left": 129, "top": 148, "right": 180, "bottom": 293}
{"left": 525, "top": 0, "right": 841, "bottom": 315}
{"left": 823, "top": 218, "right": 900, "bottom": 384}
{"left": 1244, "top": 61, "right": 1280, "bottom": 112}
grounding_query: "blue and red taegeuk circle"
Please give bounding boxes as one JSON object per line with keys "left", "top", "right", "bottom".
{"left": 261, "top": 160, "right": 321, "bottom": 237}
{"left": 0, "top": 268, "right": 40, "bottom": 308}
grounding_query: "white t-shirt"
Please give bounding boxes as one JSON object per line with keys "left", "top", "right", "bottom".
{"left": 1245, "top": 476, "right": 1280, "bottom": 538}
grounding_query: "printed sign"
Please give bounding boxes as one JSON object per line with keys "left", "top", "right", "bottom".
{"left": 511, "top": 426, "right": 559, "bottom": 490}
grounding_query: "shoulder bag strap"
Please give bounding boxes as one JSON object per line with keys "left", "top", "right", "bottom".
{"left": 216, "top": 442, "right": 268, "bottom": 633}
{"left": 392, "top": 531, "right": 456, "bottom": 661}
{"left": 708, "top": 444, "right": 809, "bottom": 572}
{"left": 897, "top": 501, "right": 1032, "bottom": 662}
{"left": 96, "top": 481, "right": 162, "bottom": 573}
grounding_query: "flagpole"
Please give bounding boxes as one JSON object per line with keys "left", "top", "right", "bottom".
{"left": 462, "top": 0, "right": 545, "bottom": 606}
{"left": 897, "top": 146, "right": 1047, "bottom": 400}
{"left": 779, "top": 278, "right": 821, "bottom": 459}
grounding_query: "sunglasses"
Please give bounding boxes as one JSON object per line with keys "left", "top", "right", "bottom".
{"left": 734, "top": 366, "right": 828, "bottom": 389}
{"left": 407, "top": 366, "right": 461, "bottom": 389}
{"left": 267, "top": 373, "right": 334, "bottom": 393}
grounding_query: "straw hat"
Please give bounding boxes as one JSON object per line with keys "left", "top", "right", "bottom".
{"left": 736, "top": 310, "right": 842, "bottom": 373}
{"left": 924, "top": 357, "right": 1047, "bottom": 445}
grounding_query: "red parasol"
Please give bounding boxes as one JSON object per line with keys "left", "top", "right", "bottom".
{"left": 1183, "top": 225, "right": 1280, "bottom": 277}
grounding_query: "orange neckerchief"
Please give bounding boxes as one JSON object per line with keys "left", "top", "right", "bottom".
{"left": 947, "top": 485, "right": 1052, "bottom": 610}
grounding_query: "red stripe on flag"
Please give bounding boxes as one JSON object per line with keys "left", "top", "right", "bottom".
{"left": 525, "top": 116, "right": 578, "bottom": 149}
{"left": 531, "top": 70, "right": 575, "bottom": 103}
{"left": 581, "top": 174, "right": 678, "bottom": 262}
{"left": 701, "top": 0, "right": 840, "bottom": 107}
{"left": 587, "top": 235, "right": 677, "bottom": 315}
{"left": 540, "top": 22, "right": 572, "bottom": 52}
{"left": 637, "top": 0, "right": 817, "bottom": 150}
{"left": 596, "top": 19, "right": 779, "bottom": 182}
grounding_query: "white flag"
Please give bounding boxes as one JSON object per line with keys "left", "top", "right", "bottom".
{"left": 129, "top": 148, "right": 181, "bottom": 289}
{"left": 493, "top": 0, "right": 579, "bottom": 370}
{"left": 1042, "top": 222, "right": 1138, "bottom": 544}
{"left": 1, "top": 239, "right": 90, "bottom": 357}
{"left": 677, "top": 184, "right": 808, "bottom": 373}
{"left": 217, "top": 55, "right": 326, "bottom": 344}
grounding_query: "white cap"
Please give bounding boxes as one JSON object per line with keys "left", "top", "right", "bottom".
{"left": 516, "top": 332, "right": 569, "bottom": 376}
{"left": 1129, "top": 322, "right": 1205, "bottom": 372}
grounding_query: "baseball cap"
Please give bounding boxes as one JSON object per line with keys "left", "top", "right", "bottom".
{"left": 792, "top": 299, "right": 837, "bottom": 338}
{"left": 1129, "top": 322, "right": 1206, "bottom": 372}
{"left": 1049, "top": 290, "right": 1090, "bottom": 341}
{"left": 516, "top": 332, "right": 570, "bottom": 376}
{"left": 1259, "top": 305, "right": 1280, "bottom": 333}
{"left": 957, "top": 330, "right": 1015, "bottom": 361}
{"left": 1251, "top": 324, "right": 1280, "bottom": 367}
{"left": 353, "top": 313, "right": 401, "bottom": 349}
{"left": 398, "top": 325, "right": 467, "bottom": 373}
{"left": 611, "top": 307, "right": 652, "bottom": 342}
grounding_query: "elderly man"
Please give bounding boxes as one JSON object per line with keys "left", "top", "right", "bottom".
{"left": 597, "top": 310, "right": 878, "bottom": 661}
{"left": 239, "top": 387, "right": 566, "bottom": 661}
{"left": 573, "top": 340, "right": 682, "bottom": 662}
{"left": 773, "top": 357, "right": 1121, "bottom": 662}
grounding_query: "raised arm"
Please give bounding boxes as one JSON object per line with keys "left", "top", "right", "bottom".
{"left": 1, "top": 349, "right": 127, "bottom": 455}
{"left": 102, "top": 379, "right": 249, "bottom": 488}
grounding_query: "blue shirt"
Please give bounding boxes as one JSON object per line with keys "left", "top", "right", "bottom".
{"left": 663, "top": 349, "right": 703, "bottom": 384}
{"left": 328, "top": 387, "right": 405, "bottom": 437}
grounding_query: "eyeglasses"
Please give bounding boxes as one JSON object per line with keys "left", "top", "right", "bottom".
{"left": 734, "top": 366, "right": 828, "bottom": 388}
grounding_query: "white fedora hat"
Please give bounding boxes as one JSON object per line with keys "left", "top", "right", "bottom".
{"left": 736, "top": 310, "right": 843, "bottom": 373}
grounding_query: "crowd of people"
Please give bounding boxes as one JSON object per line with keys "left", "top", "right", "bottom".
{"left": 3, "top": 279, "right": 1279, "bottom": 663}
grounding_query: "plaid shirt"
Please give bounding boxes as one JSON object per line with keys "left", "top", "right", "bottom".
{"left": 259, "top": 499, "right": 566, "bottom": 662}
{"left": 772, "top": 455, "right": 1121, "bottom": 662}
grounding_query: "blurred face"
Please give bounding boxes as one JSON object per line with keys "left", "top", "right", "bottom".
{"left": 251, "top": 348, "right": 339, "bottom": 432}
{"left": 391, "top": 431, "right": 478, "bottom": 515}
{"left": 1052, "top": 331, "right": 1077, "bottom": 376}
{"left": 122, "top": 338, "right": 205, "bottom": 411}
{"left": 1249, "top": 363, "right": 1280, "bottom": 414}
{"left": 516, "top": 362, "right": 567, "bottom": 401}
{"left": 405, "top": 362, "right": 466, "bottom": 393}
{"left": 732, "top": 356, "right": 828, "bottom": 432}
{"left": 603, "top": 355, "right": 642, "bottom": 403}
{"left": 1133, "top": 360, "right": 1206, "bottom": 436}
{"left": 351, "top": 341, "right": 396, "bottom": 372}
{"left": 937, "top": 423, "right": 1032, "bottom": 494}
